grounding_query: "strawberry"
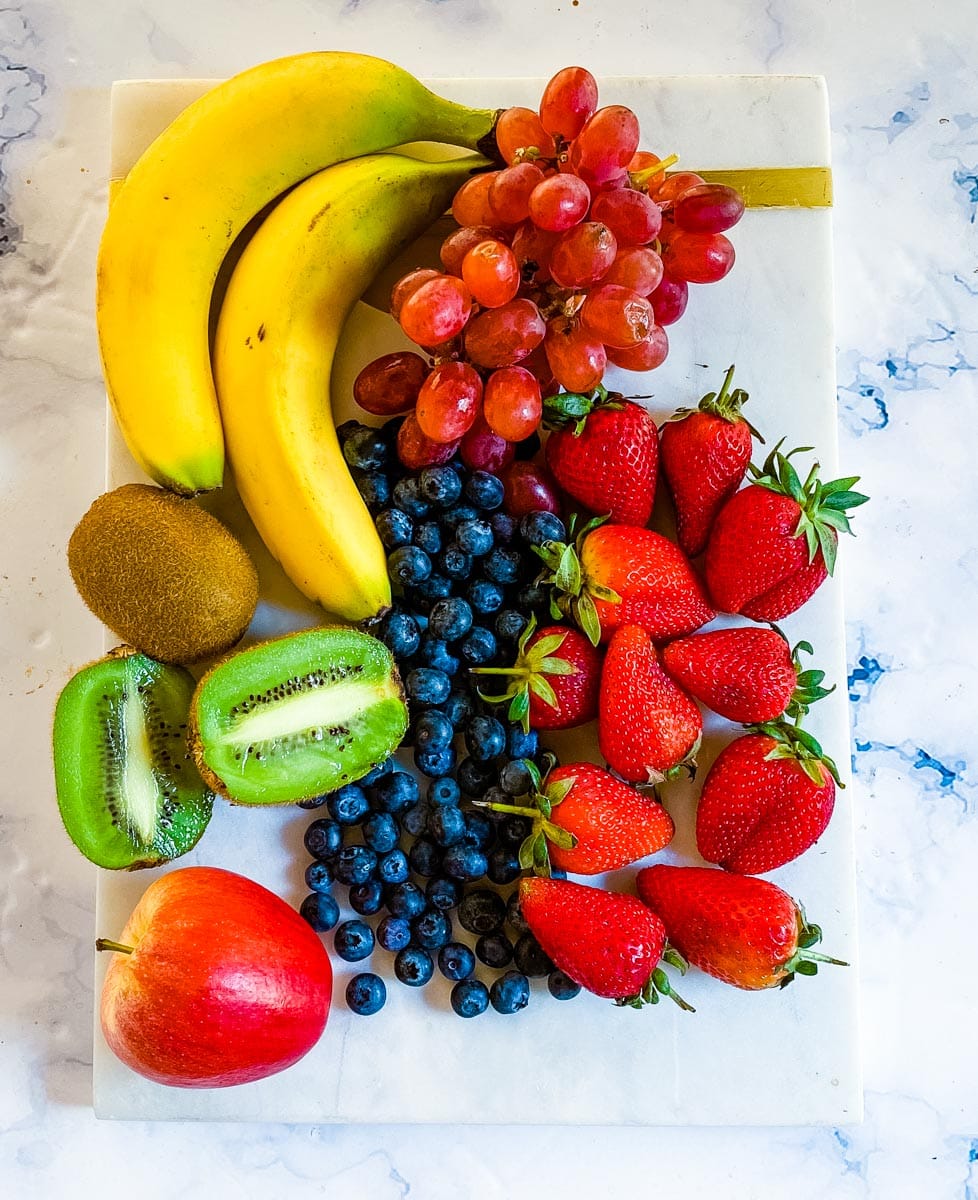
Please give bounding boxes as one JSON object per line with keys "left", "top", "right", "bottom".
{"left": 543, "top": 386, "right": 658, "bottom": 526}
{"left": 519, "top": 876, "right": 693, "bottom": 1008}
{"left": 599, "top": 624, "right": 702, "bottom": 781}
{"left": 695, "top": 721, "right": 841, "bottom": 874}
{"left": 660, "top": 365, "right": 763, "bottom": 558}
{"left": 636, "top": 865, "right": 846, "bottom": 990}
{"left": 704, "top": 442, "right": 869, "bottom": 621}
{"left": 661, "top": 626, "right": 833, "bottom": 724}
{"left": 472, "top": 615, "right": 601, "bottom": 733}
{"left": 478, "top": 760, "right": 674, "bottom": 875}
{"left": 534, "top": 517, "right": 714, "bottom": 645}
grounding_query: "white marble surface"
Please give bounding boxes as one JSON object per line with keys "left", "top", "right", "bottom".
{"left": 1, "top": 0, "right": 976, "bottom": 1194}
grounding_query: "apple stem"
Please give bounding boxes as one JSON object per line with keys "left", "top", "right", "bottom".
{"left": 96, "top": 938, "right": 134, "bottom": 955}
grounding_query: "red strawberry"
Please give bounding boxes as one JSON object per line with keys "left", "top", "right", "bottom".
{"left": 535, "top": 518, "right": 714, "bottom": 645}
{"left": 661, "top": 626, "right": 833, "bottom": 724}
{"left": 472, "top": 616, "right": 600, "bottom": 732}
{"left": 636, "top": 865, "right": 846, "bottom": 990}
{"left": 660, "top": 365, "right": 762, "bottom": 558}
{"left": 543, "top": 387, "right": 658, "bottom": 526}
{"left": 479, "top": 760, "right": 674, "bottom": 875}
{"left": 599, "top": 624, "right": 702, "bottom": 781}
{"left": 705, "top": 443, "right": 868, "bottom": 621}
{"left": 519, "top": 876, "right": 692, "bottom": 1007}
{"left": 695, "top": 722, "right": 840, "bottom": 874}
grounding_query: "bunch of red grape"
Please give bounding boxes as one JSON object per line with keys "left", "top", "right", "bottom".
{"left": 353, "top": 66, "right": 745, "bottom": 471}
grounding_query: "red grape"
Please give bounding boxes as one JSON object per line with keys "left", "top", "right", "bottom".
{"left": 464, "top": 299, "right": 546, "bottom": 368}
{"left": 589, "top": 188, "right": 662, "bottom": 246}
{"left": 606, "top": 325, "right": 669, "bottom": 371}
{"left": 548, "top": 221, "right": 617, "bottom": 289}
{"left": 452, "top": 172, "right": 499, "bottom": 226}
{"left": 483, "top": 366, "right": 542, "bottom": 441}
{"left": 353, "top": 351, "right": 428, "bottom": 416}
{"left": 652, "top": 171, "right": 705, "bottom": 204}
{"left": 661, "top": 230, "right": 735, "bottom": 284}
{"left": 501, "top": 460, "right": 562, "bottom": 517}
{"left": 539, "top": 66, "right": 599, "bottom": 139}
{"left": 580, "top": 284, "right": 654, "bottom": 348}
{"left": 461, "top": 239, "right": 520, "bottom": 308}
{"left": 440, "top": 225, "right": 501, "bottom": 276}
{"left": 511, "top": 221, "right": 560, "bottom": 284}
{"left": 398, "top": 274, "right": 473, "bottom": 347}
{"left": 603, "top": 246, "right": 664, "bottom": 295}
{"left": 397, "top": 412, "right": 459, "bottom": 470}
{"left": 648, "top": 273, "right": 688, "bottom": 325}
{"left": 520, "top": 342, "right": 559, "bottom": 396}
{"left": 627, "top": 150, "right": 662, "bottom": 174}
{"left": 415, "top": 361, "right": 483, "bottom": 443}
{"left": 460, "top": 413, "right": 517, "bottom": 473}
{"left": 571, "top": 106, "right": 640, "bottom": 185}
{"left": 544, "top": 317, "right": 607, "bottom": 393}
{"left": 527, "top": 174, "right": 590, "bottom": 232}
{"left": 390, "top": 268, "right": 441, "bottom": 321}
{"left": 495, "top": 107, "right": 556, "bottom": 165}
{"left": 673, "top": 183, "right": 745, "bottom": 233}
{"left": 489, "top": 162, "right": 545, "bottom": 225}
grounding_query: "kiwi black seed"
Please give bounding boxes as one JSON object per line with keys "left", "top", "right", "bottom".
{"left": 53, "top": 646, "right": 214, "bottom": 869}
{"left": 189, "top": 626, "right": 408, "bottom": 806}
{"left": 67, "top": 483, "right": 259, "bottom": 665}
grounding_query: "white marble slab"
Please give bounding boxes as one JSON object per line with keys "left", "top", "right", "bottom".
{"left": 90, "top": 73, "right": 861, "bottom": 1125}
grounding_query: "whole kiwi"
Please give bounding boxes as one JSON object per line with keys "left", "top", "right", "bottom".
{"left": 68, "top": 483, "right": 259, "bottom": 664}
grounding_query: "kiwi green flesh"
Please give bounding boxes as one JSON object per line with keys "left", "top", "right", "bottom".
{"left": 192, "top": 626, "right": 408, "bottom": 806}
{"left": 53, "top": 650, "right": 214, "bottom": 869}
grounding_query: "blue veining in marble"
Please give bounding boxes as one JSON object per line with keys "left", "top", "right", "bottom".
{"left": 953, "top": 167, "right": 978, "bottom": 223}
{"left": 864, "top": 82, "right": 930, "bottom": 141}
{"left": 848, "top": 653, "right": 886, "bottom": 702}
{"left": 0, "top": 8, "right": 46, "bottom": 254}
{"left": 831, "top": 1127, "right": 869, "bottom": 1179}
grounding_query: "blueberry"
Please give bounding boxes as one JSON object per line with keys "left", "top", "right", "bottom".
{"left": 440, "top": 543, "right": 474, "bottom": 581}
{"left": 380, "top": 608, "right": 422, "bottom": 658}
{"left": 428, "top": 804, "right": 467, "bottom": 847}
{"left": 371, "top": 770, "right": 419, "bottom": 815}
{"left": 401, "top": 801, "right": 430, "bottom": 837}
{"left": 506, "top": 725, "right": 539, "bottom": 762}
{"left": 333, "top": 845, "right": 379, "bottom": 886}
{"left": 456, "top": 518, "right": 494, "bottom": 557}
{"left": 355, "top": 469, "right": 390, "bottom": 510}
{"left": 451, "top": 978, "right": 490, "bottom": 1018}
{"left": 442, "top": 690, "right": 476, "bottom": 730}
{"left": 442, "top": 845, "right": 489, "bottom": 881}
{"left": 499, "top": 759, "right": 534, "bottom": 797}
{"left": 386, "top": 881, "right": 427, "bottom": 920}
{"left": 394, "top": 946, "right": 434, "bottom": 987}
{"left": 441, "top": 503, "right": 479, "bottom": 531}
{"left": 361, "top": 757, "right": 395, "bottom": 787}
{"left": 465, "top": 715, "right": 507, "bottom": 764}
{"left": 304, "top": 818, "right": 343, "bottom": 860}
{"left": 505, "top": 891, "right": 530, "bottom": 934}
{"left": 484, "top": 546, "right": 521, "bottom": 584}
{"left": 513, "top": 931, "right": 555, "bottom": 977}
{"left": 304, "top": 860, "right": 334, "bottom": 893}
{"left": 487, "top": 845, "right": 522, "bottom": 885}
{"left": 377, "top": 915, "right": 412, "bottom": 952}
{"left": 498, "top": 813, "right": 533, "bottom": 847}
{"left": 548, "top": 969, "right": 582, "bottom": 1000}
{"left": 327, "top": 784, "right": 370, "bottom": 826}
{"left": 408, "top": 835, "right": 443, "bottom": 878}
{"left": 412, "top": 908, "right": 452, "bottom": 950}
{"left": 343, "top": 426, "right": 388, "bottom": 471}
{"left": 482, "top": 785, "right": 510, "bottom": 810}
{"left": 413, "top": 519, "right": 443, "bottom": 556}
{"left": 458, "top": 888, "right": 506, "bottom": 935}
{"left": 425, "top": 634, "right": 463, "bottom": 674}
{"left": 459, "top": 625, "right": 498, "bottom": 665}
{"left": 414, "top": 709, "right": 454, "bottom": 751}
{"left": 363, "top": 811, "right": 399, "bottom": 854}
{"left": 406, "top": 667, "right": 452, "bottom": 707}
{"left": 489, "top": 970, "right": 530, "bottom": 1014}
{"left": 300, "top": 891, "right": 340, "bottom": 932}
{"left": 415, "top": 572, "right": 452, "bottom": 604}
{"left": 296, "top": 793, "right": 328, "bottom": 810}
{"left": 392, "top": 476, "right": 430, "bottom": 518}
{"left": 346, "top": 972, "right": 386, "bottom": 1015}
{"left": 426, "top": 876, "right": 461, "bottom": 910}
{"left": 427, "top": 776, "right": 460, "bottom": 807}
{"left": 550, "top": 866, "right": 567, "bottom": 880}
{"left": 495, "top": 608, "right": 528, "bottom": 644}
{"left": 419, "top": 465, "right": 463, "bottom": 507}
{"left": 519, "top": 511, "right": 567, "bottom": 546}
{"left": 336, "top": 418, "right": 364, "bottom": 445}
{"left": 375, "top": 507, "right": 414, "bottom": 549}
{"left": 457, "top": 755, "right": 496, "bottom": 798}
{"left": 476, "top": 932, "right": 514, "bottom": 968}
{"left": 463, "top": 811, "right": 496, "bottom": 853}
{"left": 377, "top": 848, "right": 410, "bottom": 885}
{"left": 349, "top": 878, "right": 385, "bottom": 916}
{"left": 517, "top": 582, "right": 551, "bottom": 614}
{"left": 464, "top": 471, "right": 505, "bottom": 511}
{"left": 428, "top": 596, "right": 474, "bottom": 642}
{"left": 467, "top": 578, "right": 505, "bottom": 615}
{"left": 438, "top": 941, "right": 476, "bottom": 981}
{"left": 414, "top": 743, "right": 457, "bottom": 778}
{"left": 388, "top": 544, "right": 432, "bottom": 587}
{"left": 489, "top": 511, "right": 516, "bottom": 545}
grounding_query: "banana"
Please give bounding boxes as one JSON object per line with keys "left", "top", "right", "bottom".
{"left": 212, "top": 151, "right": 484, "bottom": 623}
{"left": 97, "top": 52, "right": 498, "bottom": 495}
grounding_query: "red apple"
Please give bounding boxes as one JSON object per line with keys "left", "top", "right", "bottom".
{"left": 97, "top": 866, "right": 332, "bottom": 1088}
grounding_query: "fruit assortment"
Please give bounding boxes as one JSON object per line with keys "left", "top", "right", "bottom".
{"left": 51, "top": 52, "right": 868, "bottom": 1087}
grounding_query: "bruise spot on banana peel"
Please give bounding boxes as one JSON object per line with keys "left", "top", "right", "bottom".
{"left": 307, "top": 201, "right": 332, "bottom": 233}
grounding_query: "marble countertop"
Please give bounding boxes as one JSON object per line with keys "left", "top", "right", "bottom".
{"left": 1, "top": 0, "right": 975, "bottom": 1195}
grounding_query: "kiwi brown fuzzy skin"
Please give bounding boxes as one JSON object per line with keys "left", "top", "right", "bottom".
{"left": 68, "top": 483, "right": 259, "bottom": 666}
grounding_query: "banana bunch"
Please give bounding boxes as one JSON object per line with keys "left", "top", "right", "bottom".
{"left": 96, "top": 51, "right": 497, "bottom": 623}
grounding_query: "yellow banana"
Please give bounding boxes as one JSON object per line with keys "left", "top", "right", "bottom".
{"left": 212, "top": 151, "right": 484, "bottom": 623}
{"left": 97, "top": 52, "right": 498, "bottom": 495}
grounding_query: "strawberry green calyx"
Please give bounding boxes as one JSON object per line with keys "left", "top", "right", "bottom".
{"left": 617, "top": 946, "right": 695, "bottom": 1012}
{"left": 767, "top": 624, "right": 836, "bottom": 721}
{"left": 778, "top": 911, "right": 848, "bottom": 989}
{"left": 542, "top": 383, "right": 624, "bottom": 435}
{"left": 747, "top": 440, "right": 869, "bottom": 576}
{"left": 474, "top": 756, "right": 578, "bottom": 877}
{"left": 667, "top": 363, "right": 763, "bottom": 439}
{"left": 749, "top": 717, "right": 843, "bottom": 788}
{"left": 472, "top": 615, "right": 581, "bottom": 733}
{"left": 533, "top": 513, "right": 620, "bottom": 646}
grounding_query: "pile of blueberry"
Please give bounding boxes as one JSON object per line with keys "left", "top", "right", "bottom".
{"left": 297, "top": 420, "right": 581, "bottom": 1018}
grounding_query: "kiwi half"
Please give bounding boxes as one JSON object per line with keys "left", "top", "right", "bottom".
{"left": 190, "top": 627, "right": 408, "bottom": 805}
{"left": 53, "top": 647, "right": 214, "bottom": 869}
